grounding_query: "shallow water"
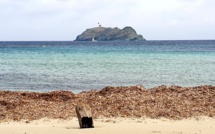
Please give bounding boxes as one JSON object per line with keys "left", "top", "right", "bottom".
{"left": 0, "top": 40, "right": 214, "bottom": 92}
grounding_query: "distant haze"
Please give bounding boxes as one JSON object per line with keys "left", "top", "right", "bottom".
{"left": 0, "top": 0, "right": 215, "bottom": 41}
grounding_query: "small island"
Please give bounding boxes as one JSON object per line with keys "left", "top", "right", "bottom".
{"left": 75, "top": 25, "right": 145, "bottom": 41}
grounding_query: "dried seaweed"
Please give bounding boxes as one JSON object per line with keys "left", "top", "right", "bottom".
{"left": 0, "top": 85, "right": 214, "bottom": 122}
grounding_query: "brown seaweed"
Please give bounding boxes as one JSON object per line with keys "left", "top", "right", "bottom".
{"left": 0, "top": 85, "right": 214, "bottom": 122}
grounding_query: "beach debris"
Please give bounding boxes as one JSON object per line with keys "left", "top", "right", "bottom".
{"left": 75, "top": 103, "right": 94, "bottom": 128}
{"left": 0, "top": 85, "right": 214, "bottom": 122}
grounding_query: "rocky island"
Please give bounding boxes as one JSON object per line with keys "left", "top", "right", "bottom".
{"left": 75, "top": 26, "right": 145, "bottom": 41}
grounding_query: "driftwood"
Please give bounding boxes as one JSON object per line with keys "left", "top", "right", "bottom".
{"left": 75, "top": 103, "right": 94, "bottom": 128}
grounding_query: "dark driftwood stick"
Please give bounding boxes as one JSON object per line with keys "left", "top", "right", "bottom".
{"left": 75, "top": 103, "right": 94, "bottom": 128}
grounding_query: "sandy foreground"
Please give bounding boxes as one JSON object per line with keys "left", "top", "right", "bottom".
{"left": 0, "top": 117, "right": 215, "bottom": 134}
{"left": 1, "top": 85, "right": 215, "bottom": 133}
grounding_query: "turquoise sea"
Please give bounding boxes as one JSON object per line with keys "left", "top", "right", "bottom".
{"left": 0, "top": 40, "right": 214, "bottom": 93}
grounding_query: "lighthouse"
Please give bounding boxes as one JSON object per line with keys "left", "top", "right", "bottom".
{"left": 98, "top": 22, "right": 101, "bottom": 27}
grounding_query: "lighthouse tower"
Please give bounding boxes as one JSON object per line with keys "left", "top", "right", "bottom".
{"left": 98, "top": 22, "right": 102, "bottom": 27}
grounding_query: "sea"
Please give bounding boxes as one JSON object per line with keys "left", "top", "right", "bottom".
{"left": 0, "top": 40, "right": 214, "bottom": 93}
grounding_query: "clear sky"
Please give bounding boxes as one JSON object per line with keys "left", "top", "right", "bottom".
{"left": 0, "top": 0, "right": 215, "bottom": 41}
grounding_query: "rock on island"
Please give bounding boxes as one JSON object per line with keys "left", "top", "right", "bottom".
{"left": 75, "top": 26, "right": 145, "bottom": 41}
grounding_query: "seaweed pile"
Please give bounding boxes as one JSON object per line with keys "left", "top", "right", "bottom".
{"left": 0, "top": 85, "right": 215, "bottom": 122}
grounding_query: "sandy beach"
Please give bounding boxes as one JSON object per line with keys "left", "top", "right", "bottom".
{"left": 1, "top": 117, "right": 215, "bottom": 134}
{"left": 0, "top": 85, "right": 215, "bottom": 133}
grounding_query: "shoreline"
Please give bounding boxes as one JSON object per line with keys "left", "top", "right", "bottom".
{"left": 1, "top": 117, "right": 215, "bottom": 134}
{"left": 0, "top": 85, "right": 215, "bottom": 122}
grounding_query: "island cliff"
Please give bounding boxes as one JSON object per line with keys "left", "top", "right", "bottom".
{"left": 75, "top": 26, "right": 145, "bottom": 41}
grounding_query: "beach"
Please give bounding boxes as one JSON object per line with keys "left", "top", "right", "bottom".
{"left": 0, "top": 85, "right": 215, "bottom": 133}
{"left": 1, "top": 117, "right": 215, "bottom": 134}
{"left": 1, "top": 85, "right": 215, "bottom": 121}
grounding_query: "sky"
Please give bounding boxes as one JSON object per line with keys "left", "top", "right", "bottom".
{"left": 0, "top": 0, "right": 215, "bottom": 41}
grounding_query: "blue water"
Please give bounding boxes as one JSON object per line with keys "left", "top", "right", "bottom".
{"left": 0, "top": 40, "right": 215, "bottom": 92}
